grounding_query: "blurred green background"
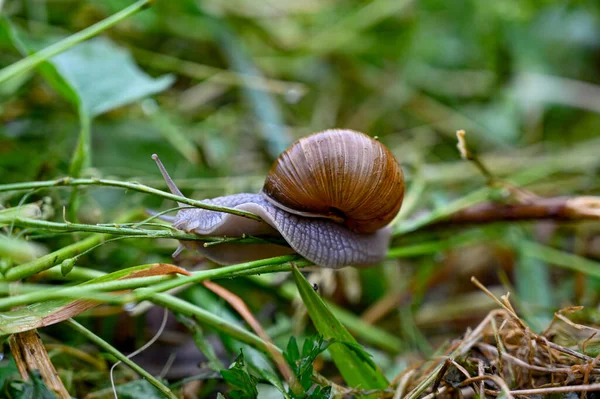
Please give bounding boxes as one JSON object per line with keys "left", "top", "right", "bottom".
{"left": 3, "top": 0, "right": 600, "bottom": 186}
{"left": 1, "top": 0, "right": 600, "bottom": 396}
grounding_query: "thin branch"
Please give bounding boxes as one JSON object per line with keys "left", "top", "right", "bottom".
{"left": 7, "top": 217, "right": 281, "bottom": 244}
{"left": 0, "top": 177, "right": 262, "bottom": 221}
{"left": 457, "top": 375, "right": 514, "bottom": 399}
{"left": 202, "top": 280, "right": 302, "bottom": 395}
{"left": 9, "top": 330, "right": 71, "bottom": 398}
{"left": 433, "top": 196, "right": 600, "bottom": 225}
{"left": 492, "top": 383, "right": 600, "bottom": 396}
{"left": 456, "top": 129, "right": 496, "bottom": 184}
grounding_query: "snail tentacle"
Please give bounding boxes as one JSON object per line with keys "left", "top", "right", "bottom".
{"left": 152, "top": 154, "right": 186, "bottom": 206}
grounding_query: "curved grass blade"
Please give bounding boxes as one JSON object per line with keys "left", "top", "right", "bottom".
{"left": 291, "top": 265, "right": 389, "bottom": 393}
{"left": 0, "top": 264, "right": 189, "bottom": 335}
{"left": 67, "top": 319, "right": 176, "bottom": 399}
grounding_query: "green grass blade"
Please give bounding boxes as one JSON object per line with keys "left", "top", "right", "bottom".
{"left": 208, "top": 18, "right": 291, "bottom": 158}
{"left": 250, "top": 275, "right": 403, "bottom": 353}
{"left": 520, "top": 241, "right": 600, "bottom": 278}
{"left": 515, "top": 239, "right": 553, "bottom": 331}
{"left": 0, "top": 0, "right": 152, "bottom": 85}
{"left": 67, "top": 319, "right": 177, "bottom": 399}
{"left": 291, "top": 266, "right": 389, "bottom": 392}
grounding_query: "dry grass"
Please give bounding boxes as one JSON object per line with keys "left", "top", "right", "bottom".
{"left": 394, "top": 280, "right": 600, "bottom": 399}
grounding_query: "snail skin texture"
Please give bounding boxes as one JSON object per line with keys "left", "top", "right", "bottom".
{"left": 153, "top": 129, "right": 405, "bottom": 269}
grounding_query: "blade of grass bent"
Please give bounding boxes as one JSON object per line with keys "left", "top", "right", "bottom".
{"left": 291, "top": 266, "right": 389, "bottom": 392}
{"left": 67, "top": 319, "right": 176, "bottom": 399}
{"left": 0, "top": 264, "right": 188, "bottom": 335}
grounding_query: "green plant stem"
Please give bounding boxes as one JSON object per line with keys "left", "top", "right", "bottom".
{"left": 67, "top": 319, "right": 177, "bottom": 399}
{"left": 0, "top": 275, "right": 173, "bottom": 310}
{"left": 8, "top": 217, "right": 249, "bottom": 242}
{"left": 133, "top": 255, "right": 308, "bottom": 300}
{"left": 4, "top": 232, "right": 104, "bottom": 281}
{"left": 145, "top": 291, "right": 279, "bottom": 357}
{"left": 2, "top": 210, "right": 141, "bottom": 281}
{"left": 3, "top": 239, "right": 598, "bottom": 317}
{"left": 10, "top": 217, "right": 287, "bottom": 247}
{"left": 0, "top": 257, "right": 313, "bottom": 309}
{"left": 0, "top": 177, "right": 261, "bottom": 221}
{"left": 40, "top": 265, "right": 107, "bottom": 281}
{"left": 387, "top": 230, "right": 483, "bottom": 258}
{"left": 0, "top": 283, "right": 134, "bottom": 304}
{"left": 0, "top": 235, "right": 487, "bottom": 309}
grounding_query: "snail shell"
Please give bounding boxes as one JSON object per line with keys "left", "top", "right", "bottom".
{"left": 263, "top": 129, "right": 404, "bottom": 233}
{"left": 152, "top": 129, "right": 404, "bottom": 268}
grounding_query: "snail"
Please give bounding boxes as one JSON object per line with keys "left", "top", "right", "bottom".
{"left": 152, "top": 129, "right": 405, "bottom": 268}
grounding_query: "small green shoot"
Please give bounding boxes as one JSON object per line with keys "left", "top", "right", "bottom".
{"left": 284, "top": 335, "right": 331, "bottom": 396}
{"left": 220, "top": 350, "right": 259, "bottom": 399}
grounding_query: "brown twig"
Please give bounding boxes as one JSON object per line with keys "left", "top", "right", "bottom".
{"left": 470, "top": 277, "right": 525, "bottom": 328}
{"left": 458, "top": 374, "right": 514, "bottom": 399}
{"left": 456, "top": 130, "right": 497, "bottom": 184}
{"left": 201, "top": 280, "right": 302, "bottom": 395}
{"left": 433, "top": 196, "right": 600, "bottom": 226}
{"left": 450, "top": 130, "right": 600, "bottom": 227}
{"left": 9, "top": 330, "right": 71, "bottom": 398}
{"left": 491, "top": 383, "right": 600, "bottom": 396}
{"left": 392, "top": 369, "right": 416, "bottom": 399}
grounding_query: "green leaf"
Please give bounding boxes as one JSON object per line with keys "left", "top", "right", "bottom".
{"left": 49, "top": 36, "right": 174, "bottom": 117}
{"left": 1, "top": 19, "right": 173, "bottom": 180}
{"left": 220, "top": 350, "right": 259, "bottom": 399}
{"left": 306, "top": 386, "right": 332, "bottom": 399}
{"left": 0, "top": 355, "right": 19, "bottom": 390}
{"left": 115, "top": 379, "right": 165, "bottom": 399}
{"left": 243, "top": 347, "right": 287, "bottom": 397}
{"left": 2, "top": 370, "right": 58, "bottom": 399}
{"left": 291, "top": 266, "right": 388, "bottom": 393}
{"left": 1, "top": 20, "right": 174, "bottom": 118}
{"left": 176, "top": 314, "right": 224, "bottom": 371}
{"left": 284, "top": 335, "right": 331, "bottom": 393}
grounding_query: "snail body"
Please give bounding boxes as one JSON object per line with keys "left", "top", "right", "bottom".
{"left": 153, "top": 129, "right": 404, "bottom": 268}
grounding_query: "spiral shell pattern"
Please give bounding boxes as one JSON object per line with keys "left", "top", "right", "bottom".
{"left": 262, "top": 129, "right": 405, "bottom": 233}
